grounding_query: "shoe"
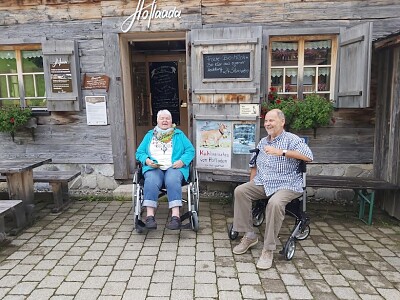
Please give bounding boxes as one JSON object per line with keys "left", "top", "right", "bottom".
{"left": 256, "top": 249, "right": 273, "bottom": 269}
{"left": 145, "top": 216, "right": 157, "bottom": 229}
{"left": 166, "top": 216, "right": 181, "bottom": 230}
{"left": 232, "top": 236, "right": 258, "bottom": 255}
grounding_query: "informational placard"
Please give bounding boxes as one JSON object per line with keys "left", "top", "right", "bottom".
{"left": 85, "top": 96, "right": 108, "bottom": 125}
{"left": 50, "top": 61, "right": 72, "bottom": 93}
{"left": 83, "top": 74, "right": 110, "bottom": 91}
{"left": 196, "top": 120, "right": 232, "bottom": 169}
{"left": 203, "top": 52, "right": 251, "bottom": 79}
{"left": 240, "top": 104, "right": 259, "bottom": 116}
{"left": 233, "top": 123, "right": 256, "bottom": 154}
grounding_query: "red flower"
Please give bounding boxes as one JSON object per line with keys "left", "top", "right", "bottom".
{"left": 10, "top": 117, "right": 15, "bottom": 124}
{"left": 268, "top": 93, "right": 274, "bottom": 100}
{"left": 276, "top": 99, "right": 281, "bottom": 104}
{"left": 270, "top": 87, "right": 276, "bottom": 92}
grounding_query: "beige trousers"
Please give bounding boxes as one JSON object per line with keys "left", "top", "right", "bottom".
{"left": 233, "top": 181, "right": 302, "bottom": 250}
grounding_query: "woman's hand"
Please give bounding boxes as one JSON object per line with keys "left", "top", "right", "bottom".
{"left": 172, "top": 160, "right": 184, "bottom": 169}
{"left": 145, "top": 158, "right": 159, "bottom": 168}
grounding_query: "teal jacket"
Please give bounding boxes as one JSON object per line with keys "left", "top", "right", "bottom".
{"left": 136, "top": 128, "right": 195, "bottom": 180}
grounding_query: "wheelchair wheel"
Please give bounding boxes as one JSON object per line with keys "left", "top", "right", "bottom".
{"left": 191, "top": 211, "right": 199, "bottom": 232}
{"left": 295, "top": 225, "right": 310, "bottom": 241}
{"left": 253, "top": 211, "right": 265, "bottom": 227}
{"left": 228, "top": 223, "right": 239, "bottom": 240}
{"left": 283, "top": 237, "right": 296, "bottom": 261}
{"left": 191, "top": 169, "right": 200, "bottom": 214}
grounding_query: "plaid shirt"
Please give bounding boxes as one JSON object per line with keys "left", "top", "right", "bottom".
{"left": 251, "top": 131, "right": 313, "bottom": 196}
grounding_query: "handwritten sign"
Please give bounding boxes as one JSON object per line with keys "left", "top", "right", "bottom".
{"left": 83, "top": 74, "right": 110, "bottom": 91}
{"left": 203, "top": 52, "right": 251, "bottom": 79}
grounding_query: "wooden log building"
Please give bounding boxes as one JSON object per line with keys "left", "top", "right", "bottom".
{"left": 0, "top": 0, "right": 399, "bottom": 217}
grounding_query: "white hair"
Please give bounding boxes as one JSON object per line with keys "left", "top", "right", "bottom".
{"left": 157, "top": 109, "right": 172, "bottom": 120}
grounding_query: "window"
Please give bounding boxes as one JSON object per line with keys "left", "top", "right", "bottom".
{"left": 0, "top": 45, "right": 46, "bottom": 109}
{"left": 269, "top": 36, "right": 337, "bottom": 100}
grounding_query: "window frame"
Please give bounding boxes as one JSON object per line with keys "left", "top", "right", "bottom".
{"left": 268, "top": 35, "right": 338, "bottom": 100}
{"left": 0, "top": 44, "right": 46, "bottom": 110}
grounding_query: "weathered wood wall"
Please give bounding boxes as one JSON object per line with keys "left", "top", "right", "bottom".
{"left": 0, "top": 0, "right": 399, "bottom": 169}
{"left": 374, "top": 39, "right": 400, "bottom": 217}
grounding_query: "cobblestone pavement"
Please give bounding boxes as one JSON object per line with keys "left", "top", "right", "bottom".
{"left": 0, "top": 199, "right": 399, "bottom": 300}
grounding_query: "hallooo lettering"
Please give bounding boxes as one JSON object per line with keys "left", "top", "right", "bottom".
{"left": 121, "top": 0, "right": 182, "bottom": 32}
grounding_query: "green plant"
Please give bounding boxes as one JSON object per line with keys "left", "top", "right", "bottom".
{"left": 291, "top": 94, "right": 334, "bottom": 135}
{"left": 0, "top": 106, "right": 32, "bottom": 140}
{"left": 263, "top": 88, "right": 334, "bottom": 137}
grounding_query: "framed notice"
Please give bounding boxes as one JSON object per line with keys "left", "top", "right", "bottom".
{"left": 85, "top": 96, "right": 108, "bottom": 125}
{"left": 50, "top": 62, "right": 73, "bottom": 93}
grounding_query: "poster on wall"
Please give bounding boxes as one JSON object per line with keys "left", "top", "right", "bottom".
{"left": 85, "top": 96, "right": 108, "bottom": 125}
{"left": 196, "top": 120, "right": 232, "bottom": 169}
{"left": 233, "top": 123, "right": 256, "bottom": 154}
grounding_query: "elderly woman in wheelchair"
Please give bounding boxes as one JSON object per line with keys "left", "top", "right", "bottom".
{"left": 135, "top": 109, "right": 195, "bottom": 230}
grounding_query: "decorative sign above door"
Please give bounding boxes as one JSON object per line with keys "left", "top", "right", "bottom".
{"left": 121, "top": 0, "right": 182, "bottom": 32}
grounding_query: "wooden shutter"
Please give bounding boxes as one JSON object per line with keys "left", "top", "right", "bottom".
{"left": 42, "top": 40, "right": 82, "bottom": 111}
{"left": 189, "top": 26, "right": 263, "bottom": 171}
{"left": 336, "top": 22, "right": 373, "bottom": 108}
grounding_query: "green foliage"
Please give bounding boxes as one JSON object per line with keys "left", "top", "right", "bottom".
{"left": 262, "top": 88, "right": 334, "bottom": 133}
{"left": 0, "top": 106, "right": 32, "bottom": 134}
{"left": 291, "top": 94, "right": 334, "bottom": 131}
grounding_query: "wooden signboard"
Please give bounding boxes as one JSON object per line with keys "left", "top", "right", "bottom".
{"left": 203, "top": 52, "right": 251, "bottom": 79}
{"left": 50, "top": 62, "right": 73, "bottom": 93}
{"left": 83, "top": 74, "right": 110, "bottom": 91}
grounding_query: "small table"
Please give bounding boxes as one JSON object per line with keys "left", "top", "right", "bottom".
{"left": 0, "top": 158, "right": 52, "bottom": 221}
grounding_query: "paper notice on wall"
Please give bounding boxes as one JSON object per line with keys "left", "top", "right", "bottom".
{"left": 85, "top": 96, "right": 108, "bottom": 125}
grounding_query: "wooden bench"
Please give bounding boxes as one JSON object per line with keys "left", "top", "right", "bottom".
{"left": 1, "top": 170, "right": 81, "bottom": 213}
{"left": 211, "top": 169, "right": 400, "bottom": 225}
{"left": 0, "top": 200, "right": 26, "bottom": 242}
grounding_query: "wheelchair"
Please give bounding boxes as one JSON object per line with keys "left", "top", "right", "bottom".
{"left": 228, "top": 149, "right": 311, "bottom": 261}
{"left": 132, "top": 161, "right": 200, "bottom": 233}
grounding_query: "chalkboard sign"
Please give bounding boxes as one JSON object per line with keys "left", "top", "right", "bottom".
{"left": 203, "top": 52, "right": 251, "bottom": 79}
{"left": 149, "top": 61, "right": 180, "bottom": 125}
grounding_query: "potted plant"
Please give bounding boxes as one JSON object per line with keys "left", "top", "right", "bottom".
{"left": 0, "top": 106, "right": 33, "bottom": 141}
{"left": 291, "top": 94, "right": 334, "bottom": 138}
{"left": 263, "top": 88, "right": 334, "bottom": 137}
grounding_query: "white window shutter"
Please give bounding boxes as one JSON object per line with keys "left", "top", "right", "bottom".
{"left": 336, "top": 22, "right": 373, "bottom": 108}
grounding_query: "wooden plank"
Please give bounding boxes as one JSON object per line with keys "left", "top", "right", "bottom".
{"left": 32, "top": 171, "right": 81, "bottom": 183}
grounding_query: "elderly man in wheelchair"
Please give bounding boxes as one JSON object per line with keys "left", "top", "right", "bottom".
{"left": 230, "top": 109, "right": 313, "bottom": 270}
{"left": 135, "top": 110, "right": 195, "bottom": 231}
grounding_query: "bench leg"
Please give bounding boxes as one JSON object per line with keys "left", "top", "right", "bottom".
{"left": 9, "top": 202, "right": 28, "bottom": 235}
{"left": 0, "top": 216, "right": 6, "bottom": 242}
{"left": 355, "top": 189, "right": 375, "bottom": 225}
{"left": 50, "top": 183, "right": 64, "bottom": 213}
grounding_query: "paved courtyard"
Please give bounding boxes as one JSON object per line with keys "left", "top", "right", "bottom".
{"left": 0, "top": 198, "right": 399, "bottom": 299}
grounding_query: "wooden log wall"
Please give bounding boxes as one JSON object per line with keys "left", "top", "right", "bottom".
{"left": 374, "top": 39, "right": 400, "bottom": 217}
{"left": 0, "top": 0, "right": 399, "bottom": 167}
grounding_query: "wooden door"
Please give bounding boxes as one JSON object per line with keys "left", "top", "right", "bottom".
{"left": 132, "top": 54, "right": 188, "bottom": 145}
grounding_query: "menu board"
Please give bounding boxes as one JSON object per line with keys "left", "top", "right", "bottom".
{"left": 203, "top": 52, "right": 251, "bottom": 79}
{"left": 149, "top": 61, "right": 180, "bottom": 125}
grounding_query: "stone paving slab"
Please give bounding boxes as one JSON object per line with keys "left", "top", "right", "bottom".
{"left": 0, "top": 199, "right": 399, "bottom": 299}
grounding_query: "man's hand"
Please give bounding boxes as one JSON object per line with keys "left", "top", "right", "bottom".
{"left": 264, "top": 146, "right": 283, "bottom": 156}
{"left": 172, "top": 160, "right": 184, "bottom": 168}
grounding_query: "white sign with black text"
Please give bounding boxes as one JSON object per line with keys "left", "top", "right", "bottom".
{"left": 85, "top": 96, "right": 108, "bottom": 125}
